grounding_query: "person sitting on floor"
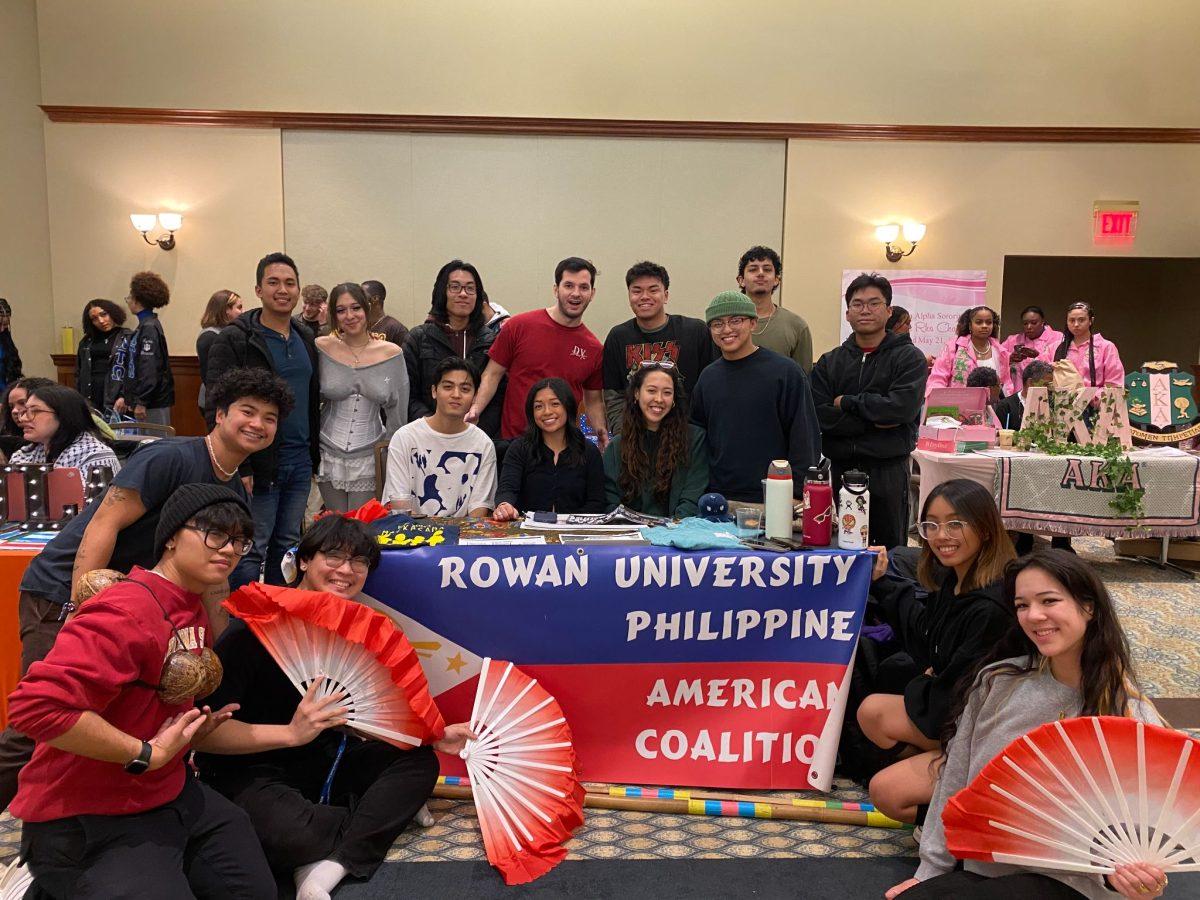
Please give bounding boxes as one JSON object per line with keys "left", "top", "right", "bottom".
{"left": 198, "top": 514, "right": 473, "bottom": 900}
{"left": 8, "top": 485, "right": 277, "bottom": 898}
{"left": 602, "top": 362, "right": 708, "bottom": 518}
{"left": 857, "top": 478, "right": 1016, "bottom": 824}
{"left": 886, "top": 550, "right": 1168, "bottom": 900}
{"left": 7, "top": 383, "right": 121, "bottom": 482}
{"left": 492, "top": 377, "right": 605, "bottom": 521}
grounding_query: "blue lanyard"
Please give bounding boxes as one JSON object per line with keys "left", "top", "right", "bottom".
{"left": 319, "top": 734, "right": 349, "bottom": 804}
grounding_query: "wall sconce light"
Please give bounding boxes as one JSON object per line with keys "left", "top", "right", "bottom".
{"left": 130, "top": 212, "right": 182, "bottom": 251}
{"left": 875, "top": 222, "right": 926, "bottom": 262}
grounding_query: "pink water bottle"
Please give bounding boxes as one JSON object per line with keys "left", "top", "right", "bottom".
{"left": 801, "top": 466, "right": 833, "bottom": 547}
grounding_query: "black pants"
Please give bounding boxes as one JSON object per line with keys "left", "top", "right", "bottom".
{"left": 903, "top": 870, "right": 1084, "bottom": 898}
{"left": 21, "top": 777, "right": 274, "bottom": 900}
{"left": 0, "top": 592, "right": 66, "bottom": 812}
{"left": 831, "top": 457, "right": 911, "bottom": 551}
{"left": 207, "top": 739, "right": 438, "bottom": 879}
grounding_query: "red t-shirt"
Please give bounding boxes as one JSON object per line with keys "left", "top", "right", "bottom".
{"left": 9, "top": 568, "right": 212, "bottom": 822}
{"left": 488, "top": 309, "right": 603, "bottom": 439}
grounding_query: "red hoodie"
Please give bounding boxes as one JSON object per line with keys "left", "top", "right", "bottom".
{"left": 8, "top": 567, "right": 212, "bottom": 822}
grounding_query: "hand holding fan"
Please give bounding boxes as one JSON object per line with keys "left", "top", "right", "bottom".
{"left": 460, "top": 658, "right": 584, "bottom": 885}
{"left": 224, "top": 583, "right": 444, "bottom": 749}
{"left": 944, "top": 716, "right": 1200, "bottom": 876}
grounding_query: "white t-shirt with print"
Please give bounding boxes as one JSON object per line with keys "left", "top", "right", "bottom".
{"left": 383, "top": 417, "right": 497, "bottom": 517}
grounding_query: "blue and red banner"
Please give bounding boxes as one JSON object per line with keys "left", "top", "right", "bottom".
{"left": 362, "top": 545, "right": 873, "bottom": 789}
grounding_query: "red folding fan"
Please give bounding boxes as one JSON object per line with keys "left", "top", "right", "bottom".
{"left": 460, "top": 658, "right": 584, "bottom": 885}
{"left": 224, "top": 583, "right": 444, "bottom": 749}
{"left": 944, "top": 716, "right": 1200, "bottom": 875}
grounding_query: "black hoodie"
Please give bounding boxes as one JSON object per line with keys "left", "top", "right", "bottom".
{"left": 811, "top": 330, "right": 927, "bottom": 461}
{"left": 869, "top": 572, "right": 1013, "bottom": 740}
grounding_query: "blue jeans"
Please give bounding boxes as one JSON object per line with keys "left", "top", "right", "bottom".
{"left": 233, "top": 461, "right": 312, "bottom": 588}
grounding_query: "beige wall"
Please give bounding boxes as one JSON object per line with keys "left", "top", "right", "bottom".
{"left": 42, "top": 123, "right": 285, "bottom": 356}
{"left": 782, "top": 141, "right": 1200, "bottom": 358}
{"left": 36, "top": 1, "right": 1200, "bottom": 127}
{"left": 1, "top": 0, "right": 54, "bottom": 377}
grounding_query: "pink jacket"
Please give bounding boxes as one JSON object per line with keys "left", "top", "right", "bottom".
{"left": 1000, "top": 326, "right": 1063, "bottom": 390}
{"left": 1056, "top": 332, "right": 1125, "bottom": 388}
{"left": 926, "top": 335, "right": 1014, "bottom": 397}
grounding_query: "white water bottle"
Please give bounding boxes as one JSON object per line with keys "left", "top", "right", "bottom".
{"left": 837, "top": 469, "right": 870, "bottom": 550}
{"left": 764, "top": 460, "right": 793, "bottom": 541}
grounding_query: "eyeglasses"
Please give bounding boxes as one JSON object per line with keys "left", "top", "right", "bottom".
{"left": 916, "top": 520, "right": 969, "bottom": 539}
{"left": 447, "top": 283, "right": 477, "bottom": 296}
{"left": 708, "top": 316, "right": 751, "bottom": 332}
{"left": 640, "top": 360, "right": 676, "bottom": 369}
{"left": 321, "top": 550, "right": 372, "bottom": 573}
{"left": 848, "top": 299, "right": 888, "bottom": 312}
{"left": 185, "top": 525, "right": 253, "bottom": 555}
{"left": 15, "top": 405, "right": 53, "bottom": 421}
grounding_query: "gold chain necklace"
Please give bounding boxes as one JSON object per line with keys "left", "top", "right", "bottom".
{"left": 752, "top": 307, "right": 775, "bottom": 337}
{"left": 339, "top": 333, "right": 372, "bottom": 365}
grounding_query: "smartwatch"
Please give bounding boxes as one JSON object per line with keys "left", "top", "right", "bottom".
{"left": 124, "top": 740, "right": 153, "bottom": 775}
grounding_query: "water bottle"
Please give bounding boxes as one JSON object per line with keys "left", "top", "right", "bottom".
{"left": 801, "top": 466, "right": 833, "bottom": 547}
{"left": 837, "top": 469, "right": 871, "bottom": 550}
{"left": 764, "top": 460, "right": 793, "bottom": 541}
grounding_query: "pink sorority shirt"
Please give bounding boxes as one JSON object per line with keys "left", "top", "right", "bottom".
{"left": 1059, "top": 332, "right": 1125, "bottom": 388}
{"left": 926, "top": 335, "right": 1014, "bottom": 397}
{"left": 1000, "top": 325, "right": 1064, "bottom": 390}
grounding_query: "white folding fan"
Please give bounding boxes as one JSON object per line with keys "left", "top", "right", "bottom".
{"left": 944, "top": 716, "right": 1200, "bottom": 875}
{"left": 224, "top": 583, "right": 444, "bottom": 749}
{"left": 0, "top": 860, "right": 31, "bottom": 900}
{"left": 460, "top": 657, "right": 584, "bottom": 885}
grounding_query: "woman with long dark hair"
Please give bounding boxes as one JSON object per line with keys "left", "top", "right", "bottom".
{"left": 403, "top": 260, "right": 505, "bottom": 438}
{"left": 1000, "top": 304, "right": 1062, "bottom": 392}
{"left": 315, "top": 283, "right": 407, "bottom": 512}
{"left": 1053, "top": 301, "right": 1125, "bottom": 389}
{"left": 886, "top": 551, "right": 1168, "bottom": 900}
{"left": 602, "top": 362, "right": 708, "bottom": 517}
{"left": 197, "top": 289, "right": 244, "bottom": 410}
{"left": 8, "top": 383, "right": 120, "bottom": 480}
{"left": 492, "top": 377, "right": 605, "bottom": 519}
{"left": 75, "top": 299, "right": 132, "bottom": 414}
{"left": 857, "top": 478, "right": 1016, "bottom": 823}
{"left": 0, "top": 376, "right": 54, "bottom": 456}
{"left": 927, "top": 306, "right": 1013, "bottom": 396}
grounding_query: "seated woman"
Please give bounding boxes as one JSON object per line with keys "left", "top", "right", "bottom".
{"left": 0, "top": 376, "right": 53, "bottom": 457}
{"left": 602, "top": 362, "right": 708, "bottom": 518}
{"left": 492, "top": 377, "right": 605, "bottom": 520}
{"left": 887, "top": 550, "right": 1168, "bottom": 900}
{"left": 927, "top": 305, "right": 1013, "bottom": 396}
{"left": 8, "top": 485, "right": 276, "bottom": 898}
{"left": 198, "top": 514, "right": 473, "bottom": 900}
{"left": 8, "top": 383, "right": 121, "bottom": 480}
{"left": 857, "top": 478, "right": 1015, "bottom": 823}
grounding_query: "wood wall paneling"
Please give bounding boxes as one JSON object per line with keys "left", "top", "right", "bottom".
{"left": 51, "top": 354, "right": 206, "bottom": 437}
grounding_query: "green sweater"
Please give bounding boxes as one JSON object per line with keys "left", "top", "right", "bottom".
{"left": 602, "top": 424, "right": 709, "bottom": 518}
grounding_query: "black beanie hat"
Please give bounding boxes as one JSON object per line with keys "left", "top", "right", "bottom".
{"left": 153, "top": 483, "right": 252, "bottom": 559}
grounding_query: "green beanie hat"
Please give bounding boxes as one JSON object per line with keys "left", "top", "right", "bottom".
{"left": 704, "top": 290, "right": 758, "bottom": 324}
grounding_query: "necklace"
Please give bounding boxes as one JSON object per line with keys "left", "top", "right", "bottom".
{"left": 751, "top": 306, "right": 775, "bottom": 337}
{"left": 971, "top": 340, "right": 992, "bottom": 357}
{"left": 339, "top": 333, "right": 372, "bottom": 365}
{"left": 205, "top": 435, "right": 238, "bottom": 480}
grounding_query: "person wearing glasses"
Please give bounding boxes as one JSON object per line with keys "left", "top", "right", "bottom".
{"left": 690, "top": 291, "right": 819, "bottom": 505}
{"left": 7, "top": 485, "right": 279, "bottom": 898}
{"left": 600, "top": 260, "right": 716, "bottom": 436}
{"left": 812, "top": 273, "right": 928, "bottom": 551}
{"left": 603, "top": 362, "right": 709, "bottom": 518}
{"left": 0, "top": 368, "right": 289, "bottom": 813}
{"left": 7, "top": 383, "right": 121, "bottom": 482}
{"left": 113, "top": 270, "right": 175, "bottom": 425}
{"left": 198, "top": 514, "right": 475, "bottom": 900}
{"left": 492, "top": 377, "right": 605, "bottom": 521}
{"left": 404, "top": 260, "right": 506, "bottom": 439}
{"left": 855, "top": 479, "right": 1016, "bottom": 825}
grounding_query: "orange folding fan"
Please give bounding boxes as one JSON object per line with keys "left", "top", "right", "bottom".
{"left": 460, "top": 658, "right": 584, "bottom": 885}
{"left": 944, "top": 716, "right": 1200, "bottom": 875}
{"left": 224, "top": 583, "right": 444, "bottom": 749}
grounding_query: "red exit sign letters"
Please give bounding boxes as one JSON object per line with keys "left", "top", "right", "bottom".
{"left": 1093, "top": 201, "right": 1139, "bottom": 245}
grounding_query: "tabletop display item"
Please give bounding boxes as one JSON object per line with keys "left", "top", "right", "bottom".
{"left": 460, "top": 657, "right": 584, "bottom": 885}
{"left": 224, "top": 583, "right": 444, "bottom": 749}
{"left": 943, "top": 716, "right": 1200, "bottom": 876}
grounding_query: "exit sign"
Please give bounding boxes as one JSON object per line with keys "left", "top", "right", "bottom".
{"left": 1093, "top": 201, "right": 1139, "bottom": 245}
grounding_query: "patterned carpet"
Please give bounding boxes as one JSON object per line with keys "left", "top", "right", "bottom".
{"left": 2, "top": 537, "right": 1196, "bottom": 872}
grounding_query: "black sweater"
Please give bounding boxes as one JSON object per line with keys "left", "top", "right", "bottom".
{"left": 690, "top": 348, "right": 820, "bottom": 501}
{"left": 403, "top": 320, "right": 505, "bottom": 439}
{"left": 120, "top": 312, "right": 175, "bottom": 408}
{"left": 869, "top": 572, "right": 1013, "bottom": 740}
{"left": 811, "top": 331, "right": 928, "bottom": 462}
{"left": 496, "top": 434, "right": 606, "bottom": 514}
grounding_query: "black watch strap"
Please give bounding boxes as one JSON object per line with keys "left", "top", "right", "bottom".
{"left": 124, "top": 740, "right": 153, "bottom": 775}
